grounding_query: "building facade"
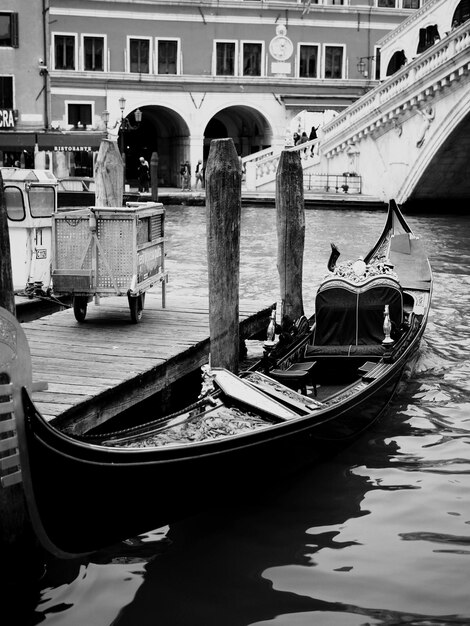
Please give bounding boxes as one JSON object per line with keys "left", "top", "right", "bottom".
{"left": 0, "top": 1, "right": 45, "bottom": 169}
{"left": 2, "top": 0, "right": 432, "bottom": 187}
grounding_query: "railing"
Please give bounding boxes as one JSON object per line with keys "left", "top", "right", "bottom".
{"left": 322, "top": 19, "right": 470, "bottom": 146}
{"left": 243, "top": 139, "right": 320, "bottom": 190}
{"left": 303, "top": 172, "right": 362, "bottom": 194}
{"left": 241, "top": 145, "right": 277, "bottom": 169}
{"left": 58, "top": 177, "right": 96, "bottom": 192}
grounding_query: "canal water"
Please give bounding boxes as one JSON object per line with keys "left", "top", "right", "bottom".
{"left": 19, "top": 206, "right": 470, "bottom": 625}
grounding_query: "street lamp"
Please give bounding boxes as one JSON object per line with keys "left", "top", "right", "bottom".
{"left": 117, "top": 97, "right": 142, "bottom": 155}
{"left": 100, "top": 99, "right": 142, "bottom": 139}
{"left": 118, "top": 99, "right": 142, "bottom": 187}
{"left": 357, "top": 56, "right": 376, "bottom": 78}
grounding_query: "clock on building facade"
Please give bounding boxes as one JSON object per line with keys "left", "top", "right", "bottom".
{"left": 269, "top": 24, "right": 294, "bottom": 61}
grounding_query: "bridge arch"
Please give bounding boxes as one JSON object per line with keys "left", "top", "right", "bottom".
{"left": 398, "top": 88, "right": 470, "bottom": 206}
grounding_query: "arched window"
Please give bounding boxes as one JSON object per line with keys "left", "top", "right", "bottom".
{"left": 452, "top": 0, "right": 470, "bottom": 28}
{"left": 386, "top": 50, "right": 407, "bottom": 76}
{"left": 417, "top": 25, "right": 441, "bottom": 54}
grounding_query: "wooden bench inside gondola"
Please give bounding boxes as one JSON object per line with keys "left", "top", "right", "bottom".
{"left": 304, "top": 275, "right": 404, "bottom": 384}
{"left": 212, "top": 368, "right": 303, "bottom": 421}
{"left": 268, "top": 361, "right": 317, "bottom": 396}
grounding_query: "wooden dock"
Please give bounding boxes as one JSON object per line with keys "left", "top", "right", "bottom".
{"left": 21, "top": 293, "right": 274, "bottom": 435}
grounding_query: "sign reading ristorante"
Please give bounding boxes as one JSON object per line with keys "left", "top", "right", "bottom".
{"left": 37, "top": 132, "right": 105, "bottom": 151}
{"left": 0, "top": 109, "right": 16, "bottom": 129}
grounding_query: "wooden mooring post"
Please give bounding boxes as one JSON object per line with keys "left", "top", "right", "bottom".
{"left": 276, "top": 149, "right": 305, "bottom": 329}
{"left": 0, "top": 170, "right": 15, "bottom": 315}
{"left": 205, "top": 138, "right": 242, "bottom": 372}
{"left": 151, "top": 151, "right": 159, "bottom": 201}
{"left": 94, "top": 139, "right": 124, "bottom": 207}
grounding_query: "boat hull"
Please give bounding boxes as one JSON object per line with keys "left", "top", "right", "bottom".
{"left": 22, "top": 352, "right": 409, "bottom": 557}
{"left": 12, "top": 198, "right": 432, "bottom": 558}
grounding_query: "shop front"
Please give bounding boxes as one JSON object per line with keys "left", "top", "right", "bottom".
{"left": 0, "top": 131, "right": 36, "bottom": 169}
{"left": 36, "top": 132, "right": 105, "bottom": 178}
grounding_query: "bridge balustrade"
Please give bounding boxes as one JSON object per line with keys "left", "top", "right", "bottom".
{"left": 243, "top": 139, "right": 320, "bottom": 191}
{"left": 322, "top": 19, "right": 470, "bottom": 148}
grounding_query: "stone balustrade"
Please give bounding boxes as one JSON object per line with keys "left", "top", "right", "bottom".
{"left": 322, "top": 19, "right": 470, "bottom": 156}
{"left": 243, "top": 139, "right": 319, "bottom": 190}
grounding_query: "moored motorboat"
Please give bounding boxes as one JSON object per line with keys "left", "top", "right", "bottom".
{"left": 2, "top": 199, "right": 432, "bottom": 558}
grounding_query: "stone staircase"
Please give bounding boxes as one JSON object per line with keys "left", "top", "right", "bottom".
{"left": 241, "top": 139, "right": 362, "bottom": 196}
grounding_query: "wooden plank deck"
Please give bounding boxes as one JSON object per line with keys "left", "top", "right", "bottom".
{"left": 21, "top": 293, "right": 274, "bottom": 435}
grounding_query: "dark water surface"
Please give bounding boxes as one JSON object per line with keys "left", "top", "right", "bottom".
{"left": 24, "top": 207, "right": 470, "bottom": 625}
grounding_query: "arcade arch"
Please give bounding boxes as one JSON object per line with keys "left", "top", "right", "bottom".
{"left": 203, "top": 105, "right": 273, "bottom": 164}
{"left": 120, "top": 103, "right": 273, "bottom": 187}
{"left": 118, "top": 105, "right": 190, "bottom": 187}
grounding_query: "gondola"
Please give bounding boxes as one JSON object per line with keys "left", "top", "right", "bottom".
{"left": 2, "top": 200, "right": 432, "bottom": 558}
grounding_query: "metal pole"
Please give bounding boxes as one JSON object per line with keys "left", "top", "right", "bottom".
{"left": 120, "top": 118, "right": 126, "bottom": 194}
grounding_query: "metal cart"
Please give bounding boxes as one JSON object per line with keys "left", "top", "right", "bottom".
{"left": 52, "top": 202, "right": 168, "bottom": 323}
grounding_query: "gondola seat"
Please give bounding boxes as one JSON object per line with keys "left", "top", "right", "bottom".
{"left": 305, "top": 343, "right": 387, "bottom": 357}
{"left": 268, "top": 368, "right": 310, "bottom": 395}
{"left": 306, "top": 275, "right": 403, "bottom": 361}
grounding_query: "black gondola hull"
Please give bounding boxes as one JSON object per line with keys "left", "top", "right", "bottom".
{"left": 10, "top": 199, "right": 432, "bottom": 558}
{"left": 21, "top": 353, "right": 408, "bottom": 556}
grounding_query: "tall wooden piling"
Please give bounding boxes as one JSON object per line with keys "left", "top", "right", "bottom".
{"left": 276, "top": 149, "right": 305, "bottom": 328}
{"left": 0, "top": 171, "right": 15, "bottom": 315}
{"left": 205, "top": 138, "right": 241, "bottom": 372}
{"left": 94, "top": 139, "right": 124, "bottom": 207}
{"left": 150, "top": 151, "right": 159, "bottom": 201}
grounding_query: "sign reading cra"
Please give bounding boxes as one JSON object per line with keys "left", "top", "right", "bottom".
{"left": 0, "top": 109, "right": 16, "bottom": 129}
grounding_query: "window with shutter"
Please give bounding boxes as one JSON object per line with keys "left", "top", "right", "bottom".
{"left": 0, "top": 12, "right": 18, "bottom": 47}
{"left": 11, "top": 12, "right": 18, "bottom": 47}
{"left": 67, "top": 103, "right": 92, "bottom": 128}
{"left": 0, "top": 76, "right": 14, "bottom": 108}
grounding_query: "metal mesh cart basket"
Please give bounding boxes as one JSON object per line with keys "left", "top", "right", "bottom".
{"left": 52, "top": 202, "right": 168, "bottom": 322}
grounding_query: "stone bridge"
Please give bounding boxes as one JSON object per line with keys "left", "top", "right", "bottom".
{"left": 319, "top": 16, "right": 470, "bottom": 210}
{"left": 244, "top": 4, "right": 470, "bottom": 211}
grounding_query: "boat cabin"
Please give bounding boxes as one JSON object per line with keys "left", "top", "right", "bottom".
{"left": 1, "top": 168, "right": 58, "bottom": 294}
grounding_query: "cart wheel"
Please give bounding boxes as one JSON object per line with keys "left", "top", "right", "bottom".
{"left": 128, "top": 293, "right": 145, "bottom": 323}
{"left": 73, "top": 296, "right": 88, "bottom": 322}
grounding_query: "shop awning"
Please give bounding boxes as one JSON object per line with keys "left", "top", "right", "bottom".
{"left": 0, "top": 132, "right": 36, "bottom": 150}
{"left": 37, "top": 132, "right": 106, "bottom": 151}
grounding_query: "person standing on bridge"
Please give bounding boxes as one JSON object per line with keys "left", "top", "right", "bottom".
{"left": 309, "top": 125, "right": 319, "bottom": 156}
{"left": 297, "top": 131, "right": 308, "bottom": 145}
{"left": 297, "top": 131, "right": 309, "bottom": 158}
{"left": 309, "top": 126, "right": 318, "bottom": 141}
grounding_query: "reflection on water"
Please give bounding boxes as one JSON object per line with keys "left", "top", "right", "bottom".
{"left": 22, "top": 208, "right": 470, "bottom": 625}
